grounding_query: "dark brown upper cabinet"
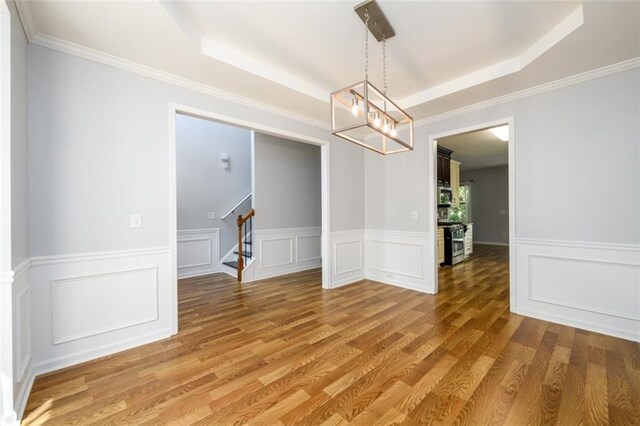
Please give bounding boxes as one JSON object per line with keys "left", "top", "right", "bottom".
{"left": 437, "top": 146, "right": 453, "bottom": 187}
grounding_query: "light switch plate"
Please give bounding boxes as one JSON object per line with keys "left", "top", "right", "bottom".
{"left": 130, "top": 214, "right": 142, "bottom": 229}
{"left": 412, "top": 211, "right": 419, "bottom": 220}
{"left": 207, "top": 212, "right": 215, "bottom": 220}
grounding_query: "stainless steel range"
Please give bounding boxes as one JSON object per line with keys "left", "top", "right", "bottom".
{"left": 442, "top": 223, "right": 466, "bottom": 265}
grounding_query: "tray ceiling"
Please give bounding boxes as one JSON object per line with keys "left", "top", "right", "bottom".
{"left": 17, "top": 1, "right": 640, "bottom": 124}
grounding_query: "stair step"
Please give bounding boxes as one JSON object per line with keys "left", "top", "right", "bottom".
{"left": 233, "top": 251, "right": 252, "bottom": 258}
{"left": 223, "top": 261, "right": 238, "bottom": 269}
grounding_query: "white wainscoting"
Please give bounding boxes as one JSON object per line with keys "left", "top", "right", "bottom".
{"left": 29, "top": 247, "right": 173, "bottom": 375}
{"left": 249, "top": 227, "right": 322, "bottom": 281}
{"left": 330, "top": 230, "right": 365, "bottom": 288}
{"left": 12, "top": 259, "right": 33, "bottom": 421}
{"left": 515, "top": 239, "right": 640, "bottom": 342}
{"left": 177, "top": 228, "right": 220, "bottom": 279}
{"left": 365, "top": 230, "right": 435, "bottom": 294}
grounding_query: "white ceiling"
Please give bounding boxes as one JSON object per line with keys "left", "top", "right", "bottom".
{"left": 438, "top": 127, "right": 508, "bottom": 172}
{"left": 17, "top": 1, "right": 640, "bottom": 124}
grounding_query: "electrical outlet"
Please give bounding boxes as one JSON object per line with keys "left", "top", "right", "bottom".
{"left": 129, "top": 214, "right": 142, "bottom": 229}
{"left": 207, "top": 212, "right": 215, "bottom": 220}
{"left": 411, "top": 211, "right": 419, "bottom": 220}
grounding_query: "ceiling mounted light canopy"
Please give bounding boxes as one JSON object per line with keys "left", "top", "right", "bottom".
{"left": 331, "top": 0, "right": 414, "bottom": 155}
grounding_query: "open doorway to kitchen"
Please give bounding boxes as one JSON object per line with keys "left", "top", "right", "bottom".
{"left": 430, "top": 118, "right": 515, "bottom": 309}
{"left": 168, "top": 104, "right": 330, "bottom": 335}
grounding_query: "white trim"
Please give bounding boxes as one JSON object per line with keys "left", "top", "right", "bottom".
{"left": 200, "top": 38, "right": 328, "bottom": 103}
{"left": 527, "top": 254, "right": 639, "bottom": 322}
{"left": 176, "top": 228, "right": 220, "bottom": 278}
{"left": 514, "top": 238, "right": 640, "bottom": 341}
{"left": 32, "top": 328, "right": 172, "bottom": 376}
{"left": 0, "top": 2, "right": 16, "bottom": 423}
{"left": 400, "top": 6, "right": 584, "bottom": 109}
{"left": 515, "top": 238, "right": 640, "bottom": 252}
{"left": 168, "top": 102, "right": 332, "bottom": 326}
{"left": 474, "top": 241, "right": 510, "bottom": 247}
{"left": 29, "top": 33, "right": 329, "bottom": 130}
{"left": 30, "top": 246, "right": 170, "bottom": 267}
{"left": 12, "top": 258, "right": 29, "bottom": 279}
{"left": 12, "top": 9, "right": 638, "bottom": 132}
{"left": 12, "top": 0, "right": 33, "bottom": 42}
{"left": 13, "top": 366, "right": 33, "bottom": 424}
{"left": 415, "top": 57, "right": 640, "bottom": 128}
{"left": 330, "top": 230, "right": 365, "bottom": 288}
{"left": 221, "top": 192, "right": 252, "bottom": 220}
{"left": 296, "top": 234, "right": 322, "bottom": 263}
{"left": 50, "top": 266, "right": 160, "bottom": 345}
{"left": 517, "top": 307, "right": 639, "bottom": 343}
{"left": 428, "top": 117, "right": 517, "bottom": 312}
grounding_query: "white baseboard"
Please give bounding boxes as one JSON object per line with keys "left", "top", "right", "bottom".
{"left": 366, "top": 274, "right": 436, "bottom": 295}
{"left": 177, "top": 268, "right": 220, "bottom": 280}
{"left": 32, "top": 328, "right": 172, "bottom": 376}
{"left": 474, "top": 241, "right": 509, "bottom": 246}
{"left": 328, "top": 273, "right": 365, "bottom": 288}
{"left": 14, "top": 367, "right": 34, "bottom": 423}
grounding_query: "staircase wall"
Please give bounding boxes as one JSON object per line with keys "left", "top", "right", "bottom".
{"left": 176, "top": 114, "right": 252, "bottom": 260}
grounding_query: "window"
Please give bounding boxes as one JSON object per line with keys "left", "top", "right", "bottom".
{"left": 450, "top": 183, "right": 471, "bottom": 222}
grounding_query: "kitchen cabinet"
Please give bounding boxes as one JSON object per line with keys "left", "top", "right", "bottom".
{"left": 464, "top": 223, "right": 473, "bottom": 259}
{"left": 450, "top": 160, "right": 460, "bottom": 206}
{"left": 437, "top": 146, "right": 453, "bottom": 187}
{"left": 437, "top": 227, "right": 445, "bottom": 265}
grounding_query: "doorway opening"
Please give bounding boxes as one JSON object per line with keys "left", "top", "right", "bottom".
{"left": 168, "top": 104, "right": 330, "bottom": 335}
{"left": 430, "top": 118, "right": 516, "bottom": 310}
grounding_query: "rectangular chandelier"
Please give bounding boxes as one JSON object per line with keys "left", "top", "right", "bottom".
{"left": 331, "top": 80, "right": 413, "bottom": 155}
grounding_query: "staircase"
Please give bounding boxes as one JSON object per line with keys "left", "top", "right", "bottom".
{"left": 221, "top": 209, "right": 255, "bottom": 283}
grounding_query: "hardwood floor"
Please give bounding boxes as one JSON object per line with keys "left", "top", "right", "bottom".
{"left": 23, "top": 245, "right": 639, "bottom": 425}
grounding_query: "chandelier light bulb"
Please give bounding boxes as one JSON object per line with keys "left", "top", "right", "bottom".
{"left": 351, "top": 97, "right": 359, "bottom": 117}
{"left": 383, "top": 118, "right": 390, "bottom": 133}
{"left": 373, "top": 112, "right": 381, "bottom": 128}
{"left": 390, "top": 123, "right": 397, "bottom": 137}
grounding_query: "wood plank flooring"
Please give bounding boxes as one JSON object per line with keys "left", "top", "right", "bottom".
{"left": 23, "top": 245, "right": 640, "bottom": 425}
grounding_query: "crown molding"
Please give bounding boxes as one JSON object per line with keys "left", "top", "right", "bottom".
{"left": 29, "top": 33, "right": 330, "bottom": 130}
{"left": 13, "top": 0, "right": 35, "bottom": 42}
{"left": 23, "top": 29, "right": 640, "bottom": 133}
{"left": 414, "top": 56, "right": 640, "bottom": 128}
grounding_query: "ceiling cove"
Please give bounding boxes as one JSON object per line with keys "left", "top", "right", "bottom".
{"left": 160, "top": 2, "right": 584, "bottom": 109}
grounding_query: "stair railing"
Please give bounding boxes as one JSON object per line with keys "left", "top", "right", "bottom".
{"left": 236, "top": 209, "right": 255, "bottom": 283}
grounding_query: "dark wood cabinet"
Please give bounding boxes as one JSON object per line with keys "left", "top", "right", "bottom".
{"left": 437, "top": 146, "right": 453, "bottom": 187}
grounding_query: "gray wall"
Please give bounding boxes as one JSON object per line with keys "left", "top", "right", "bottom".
{"left": 28, "top": 45, "right": 364, "bottom": 257}
{"left": 330, "top": 135, "right": 364, "bottom": 231}
{"left": 365, "top": 68, "right": 640, "bottom": 246}
{"left": 10, "top": 0, "right": 28, "bottom": 268}
{"left": 254, "top": 133, "right": 321, "bottom": 230}
{"left": 461, "top": 166, "right": 509, "bottom": 244}
{"left": 176, "top": 114, "right": 251, "bottom": 257}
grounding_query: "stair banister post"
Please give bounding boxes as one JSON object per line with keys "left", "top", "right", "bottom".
{"left": 237, "top": 214, "right": 244, "bottom": 283}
